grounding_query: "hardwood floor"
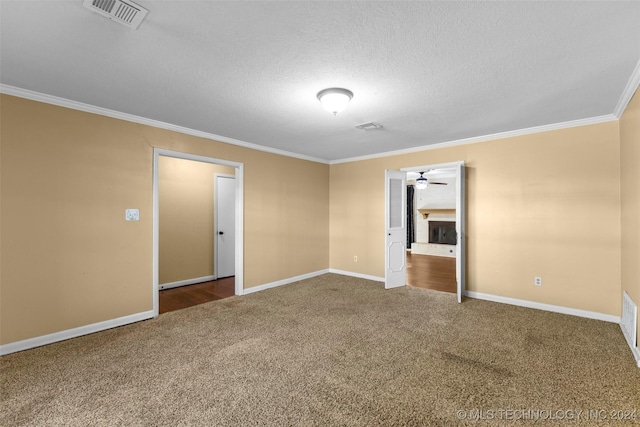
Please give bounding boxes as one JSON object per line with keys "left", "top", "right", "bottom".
{"left": 406, "top": 252, "right": 456, "bottom": 293}
{"left": 159, "top": 277, "right": 235, "bottom": 314}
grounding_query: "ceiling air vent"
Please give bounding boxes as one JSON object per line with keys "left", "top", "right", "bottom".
{"left": 83, "top": 0, "right": 148, "bottom": 30}
{"left": 355, "top": 122, "right": 384, "bottom": 131}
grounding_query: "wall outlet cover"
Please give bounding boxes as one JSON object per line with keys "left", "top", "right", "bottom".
{"left": 126, "top": 209, "right": 140, "bottom": 221}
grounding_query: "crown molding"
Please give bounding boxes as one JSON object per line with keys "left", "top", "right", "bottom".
{"left": 0, "top": 84, "right": 330, "bottom": 165}
{"left": 1, "top": 83, "right": 628, "bottom": 167}
{"left": 332, "top": 58, "right": 640, "bottom": 165}
{"left": 330, "top": 114, "right": 618, "bottom": 165}
{"left": 614, "top": 58, "right": 640, "bottom": 118}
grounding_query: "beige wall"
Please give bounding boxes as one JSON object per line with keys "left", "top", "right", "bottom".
{"left": 330, "top": 121, "right": 622, "bottom": 316}
{"left": 0, "top": 90, "right": 632, "bottom": 347}
{"left": 0, "top": 94, "right": 330, "bottom": 344}
{"left": 620, "top": 88, "right": 640, "bottom": 346}
{"left": 158, "top": 157, "right": 234, "bottom": 284}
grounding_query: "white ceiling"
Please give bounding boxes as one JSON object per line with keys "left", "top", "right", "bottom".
{"left": 1, "top": 1, "right": 639, "bottom": 163}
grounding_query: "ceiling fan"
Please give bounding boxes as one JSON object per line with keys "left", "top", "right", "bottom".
{"left": 415, "top": 171, "right": 447, "bottom": 190}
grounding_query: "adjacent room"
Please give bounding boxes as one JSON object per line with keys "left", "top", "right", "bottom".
{"left": 406, "top": 168, "right": 459, "bottom": 294}
{"left": 1, "top": 1, "right": 639, "bottom": 425}
{"left": 157, "top": 155, "right": 237, "bottom": 313}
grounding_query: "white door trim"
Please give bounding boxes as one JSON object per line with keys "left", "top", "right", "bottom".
{"left": 401, "top": 160, "right": 466, "bottom": 302}
{"left": 455, "top": 162, "right": 466, "bottom": 303}
{"left": 153, "top": 148, "right": 244, "bottom": 317}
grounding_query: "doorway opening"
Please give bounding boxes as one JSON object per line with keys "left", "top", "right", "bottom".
{"left": 152, "top": 148, "right": 244, "bottom": 317}
{"left": 407, "top": 166, "right": 458, "bottom": 294}
{"left": 385, "top": 161, "right": 465, "bottom": 302}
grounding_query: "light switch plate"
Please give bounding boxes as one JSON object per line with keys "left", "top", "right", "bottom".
{"left": 126, "top": 209, "right": 140, "bottom": 221}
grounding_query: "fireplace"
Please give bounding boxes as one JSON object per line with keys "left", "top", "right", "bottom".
{"left": 428, "top": 221, "right": 457, "bottom": 245}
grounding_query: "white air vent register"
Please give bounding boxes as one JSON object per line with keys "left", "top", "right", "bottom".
{"left": 83, "top": 0, "right": 148, "bottom": 30}
{"left": 355, "top": 122, "right": 384, "bottom": 131}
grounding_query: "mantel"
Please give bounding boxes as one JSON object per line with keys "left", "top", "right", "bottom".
{"left": 418, "top": 208, "right": 455, "bottom": 218}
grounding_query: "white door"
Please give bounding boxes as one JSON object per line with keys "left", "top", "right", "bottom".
{"left": 385, "top": 170, "right": 407, "bottom": 289}
{"left": 215, "top": 175, "right": 235, "bottom": 278}
{"left": 455, "top": 163, "right": 466, "bottom": 303}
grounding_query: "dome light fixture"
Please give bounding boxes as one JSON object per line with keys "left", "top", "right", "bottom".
{"left": 317, "top": 88, "right": 353, "bottom": 115}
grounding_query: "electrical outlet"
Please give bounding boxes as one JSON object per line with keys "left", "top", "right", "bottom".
{"left": 534, "top": 277, "right": 542, "bottom": 286}
{"left": 126, "top": 209, "right": 140, "bottom": 221}
{"left": 354, "top": 256, "right": 358, "bottom": 262}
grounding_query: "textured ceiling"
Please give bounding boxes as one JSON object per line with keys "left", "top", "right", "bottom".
{"left": 1, "top": 1, "right": 639, "bottom": 162}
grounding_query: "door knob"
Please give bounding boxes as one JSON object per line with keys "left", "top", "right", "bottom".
{"left": 218, "top": 231, "right": 224, "bottom": 235}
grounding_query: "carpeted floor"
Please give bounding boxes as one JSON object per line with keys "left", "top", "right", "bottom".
{"left": 1, "top": 274, "right": 639, "bottom": 426}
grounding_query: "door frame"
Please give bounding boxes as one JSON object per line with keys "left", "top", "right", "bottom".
{"left": 153, "top": 148, "right": 244, "bottom": 317}
{"left": 214, "top": 173, "right": 236, "bottom": 280}
{"left": 401, "top": 160, "right": 466, "bottom": 302}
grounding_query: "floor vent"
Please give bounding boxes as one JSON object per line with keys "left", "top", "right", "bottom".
{"left": 83, "top": 0, "right": 148, "bottom": 30}
{"left": 621, "top": 291, "right": 638, "bottom": 350}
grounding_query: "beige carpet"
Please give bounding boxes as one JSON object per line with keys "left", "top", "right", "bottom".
{"left": 1, "top": 274, "right": 639, "bottom": 426}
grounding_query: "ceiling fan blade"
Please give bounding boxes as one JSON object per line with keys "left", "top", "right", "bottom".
{"left": 430, "top": 182, "right": 448, "bottom": 185}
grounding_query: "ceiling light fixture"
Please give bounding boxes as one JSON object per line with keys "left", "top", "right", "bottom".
{"left": 415, "top": 172, "right": 428, "bottom": 190}
{"left": 317, "top": 88, "right": 353, "bottom": 115}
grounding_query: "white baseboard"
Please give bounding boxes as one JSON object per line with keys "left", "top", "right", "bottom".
{"left": 0, "top": 270, "right": 328, "bottom": 355}
{"left": 159, "top": 275, "right": 216, "bottom": 290}
{"left": 328, "top": 269, "right": 385, "bottom": 282}
{"left": 241, "top": 269, "right": 330, "bottom": 295}
{"left": 0, "top": 310, "right": 154, "bottom": 356}
{"left": 464, "top": 291, "right": 621, "bottom": 323}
